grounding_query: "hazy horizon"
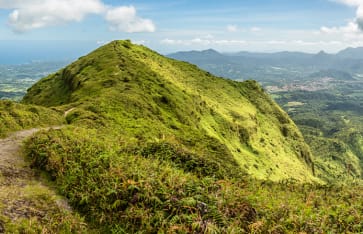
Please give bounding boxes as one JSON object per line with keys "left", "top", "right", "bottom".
{"left": 1, "top": 0, "right": 363, "bottom": 61}
{"left": 1, "top": 39, "right": 362, "bottom": 65}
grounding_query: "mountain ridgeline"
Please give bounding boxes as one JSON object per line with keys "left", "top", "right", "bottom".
{"left": 168, "top": 48, "right": 363, "bottom": 80}
{"left": 8, "top": 40, "right": 363, "bottom": 233}
{"left": 169, "top": 47, "right": 363, "bottom": 70}
{"left": 23, "top": 40, "right": 316, "bottom": 182}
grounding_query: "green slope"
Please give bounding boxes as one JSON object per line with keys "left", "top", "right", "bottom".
{"left": 21, "top": 40, "right": 363, "bottom": 233}
{"left": 0, "top": 100, "right": 64, "bottom": 138}
{"left": 23, "top": 40, "right": 316, "bottom": 182}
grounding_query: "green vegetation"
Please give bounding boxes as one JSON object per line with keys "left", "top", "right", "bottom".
{"left": 23, "top": 40, "right": 316, "bottom": 182}
{"left": 0, "top": 40, "right": 360, "bottom": 232}
{"left": 13, "top": 40, "right": 324, "bottom": 231}
{"left": 0, "top": 178, "right": 89, "bottom": 233}
{"left": 275, "top": 91, "right": 363, "bottom": 182}
{"left": 168, "top": 47, "right": 363, "bottom": 183}
{"left": 0, "top": 100, "right": 64, "bottom": 138}
{"left": 24, "top": 127, "right": 363, "bottom": 233}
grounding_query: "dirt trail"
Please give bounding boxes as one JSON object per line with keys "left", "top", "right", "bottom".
{"left": 0, "top": 128, "right": 58, "bottom": 170}
{"left": 0, "top": 127, "right": 62, "bottom": 177}
{"left": 0, "top": 127, "right": 72, "bottom": 231}
{"left": 64, "top": 107, "right": 76, "bottom": 117}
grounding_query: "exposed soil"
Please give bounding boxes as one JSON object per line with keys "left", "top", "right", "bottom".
{"left": 64, "top": 107, "right": 76, "bottom": 117}
{"left": 0, "top": 127, "right": 72, "bottom": 231}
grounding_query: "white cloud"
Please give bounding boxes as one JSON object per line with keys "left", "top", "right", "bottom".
{"left": 160, "top": 38, "right": 178, "bottom": 45}
{"left": 250, "top": 27, "right": 261, "bottom": 32}
{"left": 133, "top": 40, "right": 148, "bottom": 45}
{"left": 202, "top": 34, "right": 214, "bottom": 39}
{"left": 265, "top": 40, "right": 343, "bottom": 46}
{"left": 96, "top": 40, "right": 111, "bottom": 45}
{"left": 324, "top": 0, "right": 363, "bottom": 33}
{"left": 320, "top": 21, "right": 360, "bottom": 34}
{"left": 0, "top": 1, "right": 40, "bottom": 8}
{"left": 357, "top": 5, "right": 363, "bottom": 29}
{"left": 334, "top": 0, "right": 363, "bottom": 6}
{"left": 5, "top": 0, "right": 105, "bottom": 32}
{"left": 267, "top": 40, "right": 287, "bottom": 45}
{"left": 226, "top": 25, "right": 262, "bottom": 33}
{"left": 226, "top": 25, "right": 238, "bottom": 32}
{"left": 105, "top": 6, "right": 155, "bottom": 33}
{"left": 161, "top": 38, "right": 246, "bottom": 46}
{"left": 0, "top": 0, "right": 155, "bottom": 33}
{"left": 320, "top": 19, "right": 361, "bottom": 37}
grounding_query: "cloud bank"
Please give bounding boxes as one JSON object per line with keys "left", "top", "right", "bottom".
{"left": 226, "top": 25, "right": 238, "bottom": 32}
{"left": 0, "top": 0, "right": 155, "bottom": 33}
{"left": 161, "top": 38, "right": 247, "bottom": 46}
{"left": 322, "top": 0, "right": 363, "bottom": 34}
{"left": 105, "top": 6, "right": 155, "bottom": 33}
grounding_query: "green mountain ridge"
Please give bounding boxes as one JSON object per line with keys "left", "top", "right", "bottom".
{"left": 23, "top": 40, "right": 316, "bottom": 182}
{"left": 2, "top": 40, "right": 363, "bottom": 233}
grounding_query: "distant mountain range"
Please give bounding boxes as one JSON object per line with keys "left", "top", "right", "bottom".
{"left": 336, "top": 47, "right": 363, "bottom": 59}
{"left": 169, "top": 46, "right": 363, "bottom": 62}
{"left": 168, "top": 47, "right": 363, "bottom": 80}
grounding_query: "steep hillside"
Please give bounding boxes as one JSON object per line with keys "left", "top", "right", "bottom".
{"left": 168, "top": 48, "right": 363, "bottom": 183}
{"left": 0, "top": 100, "right": 64, "bottom": 138}
{"left": 20, "top": 40, "right": 363, "bottom": 233}
{"left": 23, "top": 40, "right": 316, "bottom": 182}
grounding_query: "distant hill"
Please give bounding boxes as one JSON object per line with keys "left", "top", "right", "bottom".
{"left": 168, "top": 47, "right": 363, "bottom": 79}
{"left": 336, "top": 47, "right": 363, "bottom": 59}
{"left": 168, "top": 48, "right": 231, "bottom": 65}
{"left": 170, "top": 46, "right": 363, "bottom": 62}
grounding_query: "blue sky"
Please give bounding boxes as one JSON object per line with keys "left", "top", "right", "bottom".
{"left": 1, "top": 0, "right": 363, "bottom": 59}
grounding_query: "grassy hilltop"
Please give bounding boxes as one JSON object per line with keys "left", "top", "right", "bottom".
{"left": 1, "top": 40, "right": 361, "bottom": 232}
{"left": 23, "top": 40, "right": 315, "bottom": 182}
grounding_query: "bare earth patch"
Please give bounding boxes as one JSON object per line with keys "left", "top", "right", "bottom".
{"left": 0, "top": 127, "right": 87, "bottom": 233}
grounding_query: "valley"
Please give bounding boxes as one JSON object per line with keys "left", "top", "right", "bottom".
{"left": 169, "top": 49, "right": 363, "bottom": 182}
{"left": 0, "top": 61, "right": 69, "bottom": 101}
